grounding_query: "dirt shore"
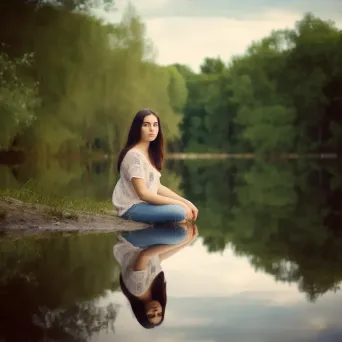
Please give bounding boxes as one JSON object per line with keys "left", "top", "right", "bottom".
{"left": 0, "top": 197, "right": 148, "bottom": 236}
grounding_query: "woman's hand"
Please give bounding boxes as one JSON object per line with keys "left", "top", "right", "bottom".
{"left": 184, "top": 224, "right": 199, "bottom": 244}
{"left": 186, "top": 201, "right": 199, "bottom": 221}
{"left": 157, "top": 224, "right": 199, "bottom": 261}
{"left": 179, "top": 202, "right": 193, "bottom": 221}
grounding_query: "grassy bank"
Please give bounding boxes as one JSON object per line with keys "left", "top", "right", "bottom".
{"left": 0, "top": 187, "right": 148, "bottom": 235}
{"left": 0, "top": 187, "right": 113, "bottom": 216}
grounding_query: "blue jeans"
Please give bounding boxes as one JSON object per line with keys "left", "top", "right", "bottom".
{"left": 121, "top": 224, "right": 187, "bottom": 248}
{"left": 121, "top": 202, "right": 186, "bottom": 224}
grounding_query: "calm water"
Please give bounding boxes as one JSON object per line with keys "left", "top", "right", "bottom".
{"left": 1, "top": 158, "right": 342, "bottom": 341}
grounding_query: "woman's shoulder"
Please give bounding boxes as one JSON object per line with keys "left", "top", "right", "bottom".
{"left": 122, "top": 148, "right": 144, "bottom": 165}
{"left": 113, "top": 237, "right": 142, "bottom": 264}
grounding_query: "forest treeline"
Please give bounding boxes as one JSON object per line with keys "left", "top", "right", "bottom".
{"left": 1, "top": 0, "right": 342, "bottom": 156}
{"left": 178, "top": 15, "right": 342, "bottom": 154}
{"left": 0, "top": 0, "right": 187, "bottom": 158}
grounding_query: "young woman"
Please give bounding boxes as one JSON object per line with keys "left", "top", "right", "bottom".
{"left": 112, "top": 108, "right": 199, "bottom": 224}
{"left": 113, "top": 223, "right": 198, "bottom": 328}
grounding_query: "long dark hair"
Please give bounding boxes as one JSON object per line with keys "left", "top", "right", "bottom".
{"left": 119, "top": 271, "right": 167, "bottom": 329}
{"left": 116, "top": 108, "right": 165, "bottom": 172}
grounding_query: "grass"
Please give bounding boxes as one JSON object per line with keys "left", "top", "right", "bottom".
{"left": 45, "top": 207, "right": 79, "bottom": 220}
{"left": 0, "top": 187, "right": 114, "bottom": 216}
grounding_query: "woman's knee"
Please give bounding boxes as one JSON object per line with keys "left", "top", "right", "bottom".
{"left": 171, "top": 205, "right": 186, "bottom": 223}
{"left": 170, "top": 225, "right": 187, "bottom": 243}
{"left": 124, "top": 203, "right": 186, "bottom": 223}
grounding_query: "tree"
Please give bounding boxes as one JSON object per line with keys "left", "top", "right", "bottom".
{"left": 0, "top": 51, "right": 40, "bottom": 149}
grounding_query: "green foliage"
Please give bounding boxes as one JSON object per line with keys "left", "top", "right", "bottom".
{"left": 0, "top": 1, "right": 186, "bottom": 157}
{"left": 0, "top": 50, "right": 40, "bottom": 149}
{"left": 165, "top": 65, "right": 188, "bottom": 113}
{"left": 236, "top": 105, "right": 296, "bottom": 153}
{"left": 171, "top": 63, "right": 195, "bottom": 79}
{"left": 2, "top": 5, "right": 339, "bottom": 156}
{"left": 0, "top": 186, "right": 113, "bottom": 214}
{"left": 200, "top": 57, "right": 225, "bottom": 74}
{"left": 180, "top": 13, "right": 342, "bottom": 154}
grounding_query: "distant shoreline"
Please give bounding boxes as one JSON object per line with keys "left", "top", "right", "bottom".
{"left": 166, "top": 153, "right": 339, "bottom": 160}
{"left": 0, "top": 150, "right": 339, "bottom": 165}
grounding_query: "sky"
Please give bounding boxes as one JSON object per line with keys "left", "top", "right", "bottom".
{"left": 92, "top": 238, "right": 342, "bottom": 342}
{"left": 97, "top": 0, "right": 342, "bottom": 71}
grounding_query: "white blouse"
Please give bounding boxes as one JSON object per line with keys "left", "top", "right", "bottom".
{"left": 113, "top": 235, "right": 162, "bottom": 296}
{"left": 112, "top": 149, "right": 161, "bottom": 216}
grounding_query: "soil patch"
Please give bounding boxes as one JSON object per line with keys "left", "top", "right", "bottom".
{"left": 0, "top": 197, "right": 148, "bottom": 237}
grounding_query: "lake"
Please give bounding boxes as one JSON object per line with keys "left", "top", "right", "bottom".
{"left": 1, "top": 157, "right": 342, "bottom": 341}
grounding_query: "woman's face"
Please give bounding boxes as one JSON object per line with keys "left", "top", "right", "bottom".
{"left": 140, "top": 114, "right": 159, "bottom": 143}
{"left": 145, "top": 300, "right": 162, "bottom": 324}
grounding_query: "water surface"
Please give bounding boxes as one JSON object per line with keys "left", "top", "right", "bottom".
{"left": 1, "top": 158, "right": 341, "bottom": 341}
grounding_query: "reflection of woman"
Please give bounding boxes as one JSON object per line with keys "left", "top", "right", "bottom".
{"left": 112, "top": 108, "right": 199, "bottom": 224}
{"left": 113, "top": 224, "right": 198, "bottom": 329}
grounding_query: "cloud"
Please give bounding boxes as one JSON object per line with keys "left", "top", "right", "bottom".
{"left": 115, "top": 0, "right": 342, "bottom": 21}
{"left": 94, "top": 291, "right": 342, "bottom": 342}
{"left": 143, "top": 13, "right": 300, "bottom": 70}
{"left": 96, "top": 0, "right": 342, "bottom": 71}
{"left": 157, "top": 239, "right": 302, "bottom": 301}
{"left": 157, "top": 293, "right": 342, "bottom": 342}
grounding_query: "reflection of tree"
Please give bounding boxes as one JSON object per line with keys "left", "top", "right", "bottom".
{"left": 32, "top": 302, "right": 118, "bottom": 342}
{"left": 178, "top": 159, "right": 252, "bottom": 231}
{"left": 202, "top": 236, "right": 227, "bottom": 253}
{"left": 181, "top": 160, "right": 342, "bottom": 301}
{"left": 0, "top": 233, "right": 120, "bottom": 341}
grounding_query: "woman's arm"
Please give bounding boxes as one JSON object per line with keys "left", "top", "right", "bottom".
{"left": 133, "top": 225, "right": 198, "bottom": 269}
{"left": 132, "top": 178, "right": 185, "bottom": 206}
{"left": 158, "top": 242, "right": 189, "bottom": 261}
{"left": 131, "top": 178, "right": 192, "bottom": 220}
{"left": 157, "top": 184, "right": 191, "bottom": 206}
{"left": 158, "top": 183, "right": 199, "bottom": 221}
{"left": 133, "top": 243, "right": 186, "bottom": 271}
{"left": 159, "top": 224, "right": 198, "bottom": 261}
